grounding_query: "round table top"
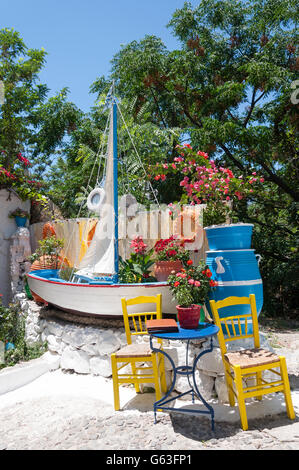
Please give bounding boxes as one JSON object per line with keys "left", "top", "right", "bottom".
{"left": 150, "top": 322, "right": 219, "bottom": 340}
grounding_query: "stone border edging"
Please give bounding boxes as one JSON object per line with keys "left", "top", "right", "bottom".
{"left": 0, "top": 352, "right": 54, "bottom": 396}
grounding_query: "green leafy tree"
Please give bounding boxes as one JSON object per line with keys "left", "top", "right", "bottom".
{"left": 46, "top": 92, "right": 181, "bottom": 217}
{"left": 0, "top": 29, "right": 82, "bottom": 204}
{"left": 96, "top": 0, "right": 298, "bottom": 317}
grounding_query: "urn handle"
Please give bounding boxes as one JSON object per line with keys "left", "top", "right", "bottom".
{"left": 215, "top": 256, "right": 225, "bottom": 274}
{"left": 255, "top": 254, "right": 262, "bottom": 265}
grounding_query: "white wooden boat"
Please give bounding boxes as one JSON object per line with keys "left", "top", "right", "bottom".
{"left": 27, "top": 87, "right": 176, "bottom": 318}
{"left": 27, "top": 269, "right": 176, "bottom": 318}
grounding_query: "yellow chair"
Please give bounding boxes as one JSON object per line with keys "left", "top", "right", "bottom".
{"left": 111, "top": 294, "right": 167, "bottom": 411}
{"left": 210, "top": 294, "right": 295, "bottom": 430}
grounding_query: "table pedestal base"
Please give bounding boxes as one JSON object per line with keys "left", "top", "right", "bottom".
{"left": 150, "top": 336, "right": 215, "bottom": 431}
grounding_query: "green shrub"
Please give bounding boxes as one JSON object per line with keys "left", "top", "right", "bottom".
{"left": 0, "top": 303, "right": 47, "bottom": 370}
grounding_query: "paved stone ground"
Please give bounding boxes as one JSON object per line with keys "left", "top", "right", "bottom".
{"left": 0, "top": 325, "right": 298, "bottom": 451}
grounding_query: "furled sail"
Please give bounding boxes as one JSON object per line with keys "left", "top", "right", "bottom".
{"left": 76, "top": 108, "right": 116, "bottom": 276}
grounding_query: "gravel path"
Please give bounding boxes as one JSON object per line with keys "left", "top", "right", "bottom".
{"left": 1, "top": 396, "right": 298, "bottom": 451}
{"left": 0, "top": 327, "right": 298, "bottom": 451}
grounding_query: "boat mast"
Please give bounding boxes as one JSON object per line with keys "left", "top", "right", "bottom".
{"left": 112, "top": 94, "right": 119, "bottom": 283}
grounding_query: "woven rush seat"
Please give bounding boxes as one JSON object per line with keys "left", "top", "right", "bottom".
{"left": 115, "top": 341, "right": 162, "bottom": 358}
{"left": 210, "top": 295, "right": 295, "bottom": 431}
{"left": 224, "top": 348, "right": 279, "bottom": 369}
{"left": 111, "top": 294, "right": 167, "bottom": 411}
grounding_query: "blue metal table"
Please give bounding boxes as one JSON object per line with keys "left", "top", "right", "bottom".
{"left": 150, "top": 322, "right": 219, "bottom": 431}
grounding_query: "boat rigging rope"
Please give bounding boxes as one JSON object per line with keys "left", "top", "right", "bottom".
{"left": 116, "top": 101, "right": 160, "bottom": 208}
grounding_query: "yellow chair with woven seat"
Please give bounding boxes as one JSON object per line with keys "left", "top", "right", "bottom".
{"left": 111, "top": 294, "right": 167, "bottom": 411}
{"left": 210, "top": 294, "right": 295, "bottom": 430}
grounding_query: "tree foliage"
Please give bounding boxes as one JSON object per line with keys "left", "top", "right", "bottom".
{"left": 3, "top": 2, "right": 298, "bottom": 318}
{"left": 0, "top": 29, "right": 82, "bottom": 203}
{"left": 89, "top": 0, "right": 298, "bottom": 317}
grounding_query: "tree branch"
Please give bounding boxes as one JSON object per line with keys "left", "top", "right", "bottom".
{"left": 243, "top": 88, "right": 265, "bottom": 127}
{"left": 227, "top": 108, "right": 241, "bottom": 124}
{"left": 218, "top": 143, "right": 246, "bottom": 172}
{"left": 259, "top": 160, "right": 299, "bottom": 201}
{"left": 182, "top": 106, "right": 203, "bottom": 128}
{"left": 149, "top": 87, "right": 168, "bottom": 129}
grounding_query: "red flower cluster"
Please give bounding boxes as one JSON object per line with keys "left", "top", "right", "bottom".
{"left": 0, "top": 167, "right": 17, "bottom": 180}
{"left": 17, "top": 153, "right": 30, "bottom": 166}
{"left": 201, "top": 269, "right": 218, "bottom": 286}
{"left": 154, "top": 235, "right": 186, "bottom": 260}
{"left": 202, "top": 268, "right": 212, "bottom": 278}
{"left": 168, "top": 260, "right": 218, "bottom": 307}
{"left": 130, "top": 236, "right": 147, "bottom": 255}
{"left": 27, "top": 180, "right": 41, "bottom": 186}
{"left": 154, "top": 174, "right": 166, "bottom": 181}
{"left": 154, "top": 235, "right": 183, "bottom": 251}
{"left": 173, "top": 267, "right": 217, "bottom": 287}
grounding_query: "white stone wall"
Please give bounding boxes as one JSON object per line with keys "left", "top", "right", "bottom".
{"left": 20, "top": 298, "right": 276, "bottom": 403}
{"left": 10, "top": 227, "right": 32, "bottom": 298}
{"left": 0, "top": 189, "right": 30, "bottom": 305}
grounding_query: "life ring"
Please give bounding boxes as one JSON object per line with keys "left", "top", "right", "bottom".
{"left": 42, "top": 222, "right": 56, "bottom": 239}
{"left": 173, "top": 209, "right": 203, "bottom": 246}
{"left": 87, "top": 188, "right": 106, "bottom": 214}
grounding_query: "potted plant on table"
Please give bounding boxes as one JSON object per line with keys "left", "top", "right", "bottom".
{"left": 8, "top": 208, "right": 30, "bottom": 227}
{"left": 168, "top": 260, "right": 218, "bottom": 329}
{"left": 153, "top": 236, "right": 190, "bottom": 282}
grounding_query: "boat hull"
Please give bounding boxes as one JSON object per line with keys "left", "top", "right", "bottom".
{"left": 27, "top": 270, "right": 177, "bottom": 318}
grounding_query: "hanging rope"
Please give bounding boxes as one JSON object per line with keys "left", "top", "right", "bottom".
{"left": 116, "top": 102, "right": 160, "bottom": 208}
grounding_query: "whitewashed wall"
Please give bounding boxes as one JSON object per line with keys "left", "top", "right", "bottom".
{"left": 0, "top": 189, "right": 30, "bottom": 305}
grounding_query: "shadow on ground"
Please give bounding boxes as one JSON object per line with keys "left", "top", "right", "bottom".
{"left": 169, "top": 410, "right": 299, "bottom": 442}
{"left": 289, "top": 374, "right": 299, "bottom": 391}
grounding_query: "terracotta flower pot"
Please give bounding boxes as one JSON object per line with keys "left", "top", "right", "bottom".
{"left": 30, "top": 255, "right": 68, "bottom": 271}
{"left": 176, "top": 304, "right": 202, "bottom": 329}
{"left": 154, "top": 260, "right": 183, "bottom": 282}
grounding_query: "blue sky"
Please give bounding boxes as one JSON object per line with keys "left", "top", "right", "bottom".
{"left": 1, "top": 0, "right": 196, "bottom": 112}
